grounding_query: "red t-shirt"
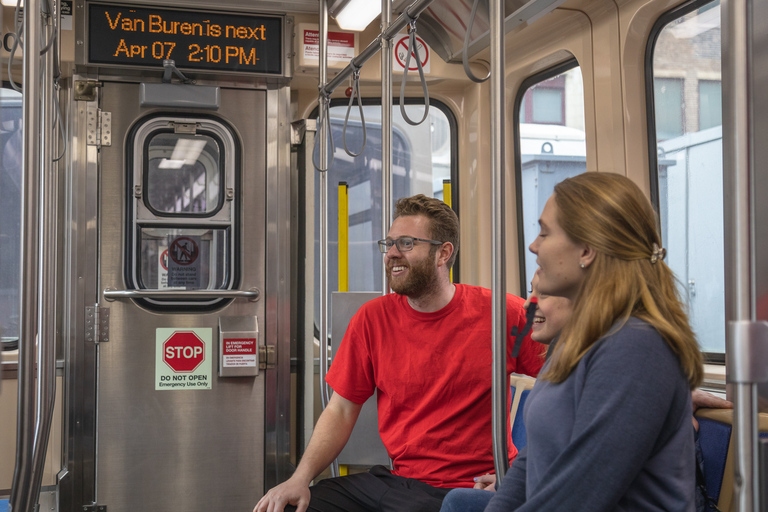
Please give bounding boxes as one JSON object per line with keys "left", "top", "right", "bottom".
{"left": 326, "top": 284, "right": 546, "bottom": 488}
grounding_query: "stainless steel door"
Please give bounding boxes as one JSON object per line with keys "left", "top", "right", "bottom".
{"left": 95, "top": 81, "right": 266, "bottom": 511}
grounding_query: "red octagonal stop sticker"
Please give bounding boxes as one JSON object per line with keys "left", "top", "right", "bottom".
{"left": 163, "top": 331, "right": 205, "bottom": 373}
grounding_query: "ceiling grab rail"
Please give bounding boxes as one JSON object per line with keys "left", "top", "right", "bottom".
{"left": 321, "top": 0, "right": 436, "bottom": 98}
{"left": 463, "top": 0, "right": 491, "bottom": 83}
{"left": 489, "top": 0, "right": 509, "bottom": 483}
{"left": 10, "top": 0, "right": 45, "bottom": 508}
{"left": 399, "top": 15, "right": 430, "bottom": 126}
{"left": 342, "top": 60, "right": 367, "bottom": 157}
{"left": 316, "top": 0, "right": 341, "bottom": 480}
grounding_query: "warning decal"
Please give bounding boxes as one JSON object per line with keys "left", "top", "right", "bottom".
{"left": 156, "top": 327, "right": 213, "bottom": 390}
{"left": 167, "top": 235, "right": 201, "bottom": 288}
{"left": 394, "top": 34, "right": 430, "bottom": 73}
{"left": 303, "top": 29, "right": 356, "bottom": 61}
{"left": 223, "top": 338, "right": 257, "bottom": 368}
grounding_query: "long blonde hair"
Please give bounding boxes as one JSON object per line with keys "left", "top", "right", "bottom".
{"left": 542, "top": 173, "right": 703, "bottom": 389}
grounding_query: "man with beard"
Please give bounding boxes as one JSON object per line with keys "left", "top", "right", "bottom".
{"left": 255, "top": 194, "right": 545, "bottom": 512}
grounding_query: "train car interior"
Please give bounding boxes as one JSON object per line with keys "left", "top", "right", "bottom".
{"left": 1, "top": 0, "right": 767, "bottom": 510}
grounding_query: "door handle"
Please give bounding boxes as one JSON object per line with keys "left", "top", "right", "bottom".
{"left": 103, "top": 288, "right": 260, "bottom": 302}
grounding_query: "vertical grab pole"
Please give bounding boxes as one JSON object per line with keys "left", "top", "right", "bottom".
{"left": 381, "top": 0, "right": 392, "bottom": 295}
{"left": 30, "top": 0, "right": 59, "bottom": 503}
{"left": 722, "top": 0, "right": 758, "bottom": 509}
{"left": 317, "top": 0, "right": 340, "bottom": 479}
{"left": 338, "top": 182, "right": 349, "bottom": 292}
{"left": 490, "top": 0, "right": 509, "bottom": 482}
{"left": 11, "top": 0, "right": 43, "bottom": 508}
{"left": 442, "top": 179, "right": 452, "bottom": 283}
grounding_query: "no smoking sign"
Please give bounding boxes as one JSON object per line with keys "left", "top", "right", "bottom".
{"left": 394, "top": 34, "right": 430, "bottom": 73}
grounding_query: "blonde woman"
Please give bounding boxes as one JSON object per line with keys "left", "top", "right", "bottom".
{"left": 486, "top": 173, "right": 703, "bottom": 511}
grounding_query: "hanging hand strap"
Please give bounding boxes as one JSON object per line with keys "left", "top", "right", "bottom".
{"left": 342, "top": 61, "right": 367, "bottom": 157}
{"left": 463, "top": 0, "right": 491, "bottom": 83}
{"left": 313, "top": 93, "right": 335, "bottom": 172}
{"left": 400, "top": 17, "right": 430, "bottom": 126}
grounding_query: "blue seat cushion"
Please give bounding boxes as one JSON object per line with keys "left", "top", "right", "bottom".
{"left": 697, "top": 416, "right": 732, "bottom": 503}
{"left": 511, "top": 388, "right": 531, "bottom": 450}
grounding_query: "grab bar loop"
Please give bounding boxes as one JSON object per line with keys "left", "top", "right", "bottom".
{"left": 343, "top": 61, "right": 367, "bottom": 157}
{"left": 313, "top": 92, "right": 335, "bottom": 171}
{"left": 462, "top": 0, "right": 491, "bottom": 83}
{"left": 399, "top": 17, "right": 430, "bottom": 126}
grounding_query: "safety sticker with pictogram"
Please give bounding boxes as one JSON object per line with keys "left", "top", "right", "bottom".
{"left": 394, "top": 34, "right": 430, "bottom": 73}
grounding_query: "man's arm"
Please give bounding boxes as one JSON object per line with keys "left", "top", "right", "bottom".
{"left": 254, "top": 392, "right": 363, "bottom": 512}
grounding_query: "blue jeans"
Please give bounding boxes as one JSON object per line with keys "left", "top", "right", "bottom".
{"left": 439, "top": 488, "right": 494, "bottom": 512}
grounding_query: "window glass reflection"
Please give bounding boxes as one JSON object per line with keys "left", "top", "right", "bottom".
{"left": 139, "top": 227, "right": 229, "bottom": 290}
{"left": 146, "top": 133, "right": 222, "bottom": 215}
{"left": 0, "top": 87, "right": 22, "bottom": 346}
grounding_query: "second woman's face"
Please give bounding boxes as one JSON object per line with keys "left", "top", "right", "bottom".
{"left": 529, "top": 195, "right": 587, "bottom": 301}
{"left": 526, "top": 274, "right": 573, "bottom": 344}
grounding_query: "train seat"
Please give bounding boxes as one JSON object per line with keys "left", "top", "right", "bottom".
{"left": 694, "top": 408, "right": 768, "bottom": 512}
{"left": 509, "top": 376, "right": 536, "bottom": 450}
{"left": 0, "top": 498, "right": 7, "bottom": 512}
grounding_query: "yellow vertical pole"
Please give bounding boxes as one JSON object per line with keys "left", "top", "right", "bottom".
{"left": 338, "top": 182, "right": 349, "bottom": 292}
{"left": 338, "top": 182, "right": 349, "bottom": 475}
{"left": 443, "top": 179, "right": 453, "bottom": 283}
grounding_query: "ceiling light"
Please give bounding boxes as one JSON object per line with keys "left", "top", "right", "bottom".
{"left": 330, "top": 0, "right": 381, "bottom": 32}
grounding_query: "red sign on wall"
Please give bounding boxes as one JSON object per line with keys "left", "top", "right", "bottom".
{"left": 222, "top": 338, "right": 257, "bottom": 368}
{"left": 163, "top": 331, "right": 206, "bottom": 373}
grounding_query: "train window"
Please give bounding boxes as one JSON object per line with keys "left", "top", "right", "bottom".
{"left": 0, "top": 86, "right": 22, "bottom": 347}
{"left": 314, "top": 100, "right": 456, "bottom": 318}
{"left": 648, "top": 0, "right": 723, "bottom": 356}
{"left": 145, "top": 133, "right": 223, "bottom": 215}
{"left": 515, "top": 61, "right": 587, "bottom": 291}
{"left": 127, "top": 115, "right": 239, "bottom": 302}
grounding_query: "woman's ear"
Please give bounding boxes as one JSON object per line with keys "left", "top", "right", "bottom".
{"left": 580, "top": 244, "right": 597, "bottom": 268}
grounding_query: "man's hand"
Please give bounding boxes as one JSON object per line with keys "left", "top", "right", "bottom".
{"left": 691, "top": 389, "right": 733, "bottom": 431}
{"left": 473, "top": 473, "right": 497, "bottom": 492}
{"left": 254, "top": 476, "right": 311, "bottom": 512}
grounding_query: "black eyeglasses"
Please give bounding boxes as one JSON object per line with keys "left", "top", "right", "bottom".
{"left": 377, "top": 237, "right": 445, "bottom": 254}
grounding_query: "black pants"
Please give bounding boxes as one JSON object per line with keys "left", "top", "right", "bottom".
{"left": 285, "top": 465, "right": 452, "bottom": 512}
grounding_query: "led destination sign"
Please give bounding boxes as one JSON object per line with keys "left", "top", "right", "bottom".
{"left": 88, "top": 3, "right": 283, "bottom": 74}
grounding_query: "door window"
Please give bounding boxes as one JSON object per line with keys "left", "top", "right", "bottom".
{"left": 127, "top": 115, "right": 239, "bottom": 306}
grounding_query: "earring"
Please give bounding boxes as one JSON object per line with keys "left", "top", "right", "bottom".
{"left": 580, "top": 263, "right": 585, "bottom": 269}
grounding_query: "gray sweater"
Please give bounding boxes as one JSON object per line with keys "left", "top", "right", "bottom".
{"left": 486, "top": 317, "right": 695, "bottom": 512}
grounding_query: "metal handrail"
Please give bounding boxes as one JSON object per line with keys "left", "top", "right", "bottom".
{"left": 102, "top": 288, "right": 260, "bottom": 301}
{"left": 723, "top": 0, "right": 759, "bottom": 509}
{"left": 322, "top": 0, "right": 435, "bottom": 97}
{"left": 11, "top": 0, "right": 44, "bottom": 508}
{"left": 489, "top": 0, "right": 509, "bottom": 482}
{"left": 29, "top": 0, "right": 60, "bottom": 505}
{"left": 317, "top": 0, "right": 339, "bottom": 479}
